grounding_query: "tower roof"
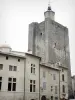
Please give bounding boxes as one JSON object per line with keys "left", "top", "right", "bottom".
{"left": 47, "top": 5, "right": 51, "bottom": 11}
{"left": 47, "top": 0, "right": 51, "bottom": 11}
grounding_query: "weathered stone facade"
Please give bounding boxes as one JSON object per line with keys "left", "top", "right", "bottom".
{"left": 28, "top": 7, "right": 72, "bottom": 97}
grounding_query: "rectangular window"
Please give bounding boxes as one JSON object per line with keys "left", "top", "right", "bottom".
{"left": 62, "top": 74, "right": 64, "bottom": 81}
{"left": 43, "top": 71, "right": 46, "bottom": 78}
{"left": 53, "top": 74, "right": 56, "bottom": 80}
{"left": 13, "top": 66, "right": 17, "bottom": 71}
{"left": 9, "top": 65, "right": 17, "bottom": 71}
{"left": 6, "top": 56, "right": 8, "bottom": 60}
{"left": 13, "top": 83, "right": 16, "bottom": 91}
{"left": 51, "top": 96, "right": 53, "bottom": 100}
{"left": 30, "top": 80, "right": 36, "bottom": 92}
{"left": 51, "top": 86, "right": 53, "bottom": 91}
{"left": 31, "top": 64, "right": 35, "bottom": 74}
{"left": 43, "top": 82, "right": 46, "bottom": 90}
{"left": 0, "top": 77, "right": 2, "bottom": 90}
{"left": 9, "top": 65, "right": 13, "bottom": 71}
{"left": 31, "top": 99, "right": 35, "bottom": 100}
{"left": 18, "top": 59, "right": 20, "bottom": 62}
{"left": 8, "top": 77, "right": 16, "bottom": 91}
{"left": 62, "top": 85, "right": 65, "bottom": 93}
{"left": 55, "top": 86, "right": 57, "bottom": 94}
{"left": 33, "top": 85, "right": 35, "bottom": 92}
{"left": 0, "top": 64, "right": 3, "bottom": 70}
{"left": 55, "top": 97, "right": 58, "bottom": 100}
{"left": 62, "top": 69, "right": 64, "bottom": 72}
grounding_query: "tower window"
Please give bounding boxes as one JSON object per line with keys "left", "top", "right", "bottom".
{"left": 54, "top": 43, "right": 56, "bottom": 48}
{"left": 40, "top": 33, "right": 42, "bottom": 35}
{"left": 6, "top": 56, "right": 8, "bottom": 60}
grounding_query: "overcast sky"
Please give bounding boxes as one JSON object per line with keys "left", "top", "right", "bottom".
{"left": 0, "top": 0, "right": 75, "bottom": 75}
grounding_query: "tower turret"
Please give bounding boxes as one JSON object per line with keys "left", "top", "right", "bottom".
{"left": 44, "top": 4, "right": 55, "bottom": 20}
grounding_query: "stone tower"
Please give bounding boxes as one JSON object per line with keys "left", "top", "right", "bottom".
{"left": 28, "top": 5, "right": 72, "bottom": 97}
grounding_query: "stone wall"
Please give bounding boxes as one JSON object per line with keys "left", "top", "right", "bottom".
{"left": 28, "top": 18, "right": 72, "bottom": 96}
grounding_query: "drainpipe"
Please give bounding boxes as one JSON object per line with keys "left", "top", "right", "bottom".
{"left": 24, "top": 56, "right": 26, "bottom": 100}
{"left": 59, "top": 70, "right": 60, "bottom": 100}
{"left": 39, "top": 60, "right": 41, "bottom": 100}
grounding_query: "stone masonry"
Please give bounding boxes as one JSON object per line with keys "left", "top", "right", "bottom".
{"left": 28, "top": 6, "right": 72, "bottom": 97}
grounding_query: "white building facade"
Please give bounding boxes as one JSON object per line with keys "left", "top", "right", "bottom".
{"left": 0, "top": 45, "right": 40, "bottom": 100}
{"left": 72, "top": 76, "right": 75, "bottom": 98}
{"left": 59, "top": 66, "right": 68, "bottom": 99}
{"left": 0, "top": 45, "right": 68, "bottom": 100}
{"left": 40, "top": 64, "right": 60, "bottom": 100}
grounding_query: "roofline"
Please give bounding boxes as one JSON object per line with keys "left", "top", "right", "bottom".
{"left": 58, "top": 65, "right": 68, "bottom": 70}
{"left": 44, "top": 10, "right": 55, "bottom": 14}
{"left": 12, "top": 50, "right": 25, "bottom": 54}
{"left": 71, "top": 75, "right": 75, "bottom": 78}
{"left": 25, "top": 53, "right": 41, "bottom": 60}
{"left": 0, "top": 51, "right": 25, "bottom": 59}
{"left": 40, "top": 19, "right": 68, "bottom": 30}
{"left": 40, "top": 64, "right": 60, "bottom": 71}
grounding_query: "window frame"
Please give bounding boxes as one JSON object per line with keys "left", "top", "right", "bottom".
{"left": 43, "top": 71, "right": 46, "bottom": 78}
{"left": 55, "top": 86, "right": 57, "bottom": 94}
{"left": 9, "top": 65, "right": 17, "bottom": 71}
{"left": 62, "top": 85, "right": 65, "bottom": 93}
{"left": 62, "top": 74, "right": 64, "bottom": 81}
{"left": 53, "top": 74, "right": 56, "bottom": 80}
{"left": 30, "top": 80, "right": 36, "bottom": 92}
{"left": 0, "top": 77, "right": 2, "bottom": 90}
{"left": 43, "top": 82, "right": 46, "bottom": 90}
{"left": 6, "top": 56, "right": 8, "bottom": 60}
{"left": 0, "top": 64, "right": 3, "bottom": 70}
{"left": 31, "top": 64, "right": 35, "bottom": 74}
{"left": 8, "top": 77, "right": 16, "bottom": 91}
{"left": 51, "top": 86, "right": 53, "bottom": 92}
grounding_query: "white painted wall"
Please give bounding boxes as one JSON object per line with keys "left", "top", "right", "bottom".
{"left": 59, "top": 67, "right": 68, "bottom": 99}
{"left": 72, "top": 76, "right": 75, "bottom": 96}
{"left": 0, "top": 47, "right": 68, "bottom": 100}
{"left": 40, "top": 65, "right": 59, "bottom": 100}
{"left": 25, "top": 54, "right": 40, "bottom": 100}
{"left": 0, "top": 54, "right": 24, "bottom": 100}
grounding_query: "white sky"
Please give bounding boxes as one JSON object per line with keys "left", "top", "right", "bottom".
{"left": 0, "top": 0, "right": 75, "bottom": 75}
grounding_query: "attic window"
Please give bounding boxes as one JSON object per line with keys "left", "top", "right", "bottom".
{"left": 18, "top": 59, "right": 20, "bottom": 62}
{"left": 6, "top": 56, "right": 8, "bottom": 60}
